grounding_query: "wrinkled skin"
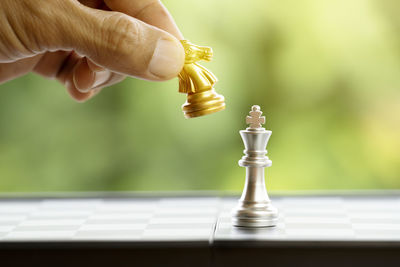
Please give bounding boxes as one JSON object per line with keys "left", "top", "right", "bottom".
{"left": 0, "top": 0, "right": 184, "bottom": 101}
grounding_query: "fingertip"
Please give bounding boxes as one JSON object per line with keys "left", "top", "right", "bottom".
{"left": 73, "top": 58, "right": 95, "bottom": 93}
{"left": 74, "top": 57, "right": 112, "bottom": 93}
{"left": 66, "top": 80, "right": 94, "bottom": 102}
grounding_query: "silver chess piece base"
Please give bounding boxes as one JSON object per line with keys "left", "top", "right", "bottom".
{"left": 232, "top": 105, "right": 278, "bottom": 228}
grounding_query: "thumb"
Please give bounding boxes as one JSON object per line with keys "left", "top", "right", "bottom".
{"left": 50, "top": 1, "right": 185, "bottom": 81}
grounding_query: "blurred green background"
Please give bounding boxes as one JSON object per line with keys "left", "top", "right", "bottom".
{"left": 0, "top": 0, "right": 399, "bottom": 192}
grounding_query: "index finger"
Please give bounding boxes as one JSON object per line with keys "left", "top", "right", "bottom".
{"left": 103, "top": 0, "right": 183, "bottom": 39}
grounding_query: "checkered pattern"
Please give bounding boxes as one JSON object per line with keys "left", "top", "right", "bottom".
{"left": 216, "top": 196, "right": 400, "bottom": 241}
{"left": 0, "top": 197, "right": 219, "bottom": 241}
{"left": 0, "top": 195, "right": 399, "bottom": 242}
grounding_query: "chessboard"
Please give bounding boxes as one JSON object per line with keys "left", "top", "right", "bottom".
{"left": 0, "top": 192, "right": 399, "bottom": 267}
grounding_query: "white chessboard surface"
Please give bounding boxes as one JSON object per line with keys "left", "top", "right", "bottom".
{"left": 0, "top": 195, "right": 399, "bottom": 242}
{"left": 217, "top": 196, "right": 400, "bottom": 242}
{"left": 0, "top": 197, "right": 219, "bottom": 241}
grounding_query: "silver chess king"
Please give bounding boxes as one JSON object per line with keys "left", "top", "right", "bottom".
{"left": 232, "top": 105, "right": 278, "bottom": 227}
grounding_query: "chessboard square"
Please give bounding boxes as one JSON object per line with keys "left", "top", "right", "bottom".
{"left": 221, "top": 200, "right": 236, "bottom": 208}
{"left": 0, "top": 225, "right": 14, "bottom": 232}
{"left": 285, "top": 229, "right": 355, "bottom": 238}
{"left": 149, "top": 217, "right": 215, "bottom": 224}
{"left": 146, "top": 223, "right": 213, "bottom": 230}
{"left": 355, "top": 229, "right": 400, "bottom": 236}
{"left": 216, "top": 221, "right": 236, "bottom": 229}
{"left": 13, "top": 225, "right": 80, "bottom": 231}
{"left": 282, "top": 208, "right": 347, "bottom": 216}
{"left": 79, "top": 224, "right": 147, "bottom": 231}
{"left": 0, "top": 220, "right": 22, "bottom": 226}
{"left": 350, "top": 217, "right": 400, "bottom": 224}
{"left": 142, "top": 228, "right": 211, "bottom": 238}
{"left": 74, "top": 230, "right": 143, "bottom": 239}
{"left": 347, "top": 207, "right": 400, "bottom": 213}
{"left": 89, "top": 213, "right": 152, "bottom": 220}
{"left": 218, "top": 217, "right": 232, "bottom": 225}
{"left": 281, "top": 205, "right": 345, "bottom": 212}
{"left": 344, "top": 199, "right": 400, "bottom": 209}
{"left": 98, "top": 203, "right": 157, "bottom": 212}
{"left": 159, "top": 198, "right": 219, "bottom": 206}
{"left": 31, "top": 210, "right": 92, "bottom": 218}
{"left": 285, "top": 217, "right": 350, "bottom": 224}
{"left": 41, "top": 199, "right": 102, "bottom": 205}
{"left": 219, "top": 210, "right": 234, "bottom": 218}
{"left": 40, "top": 199, "right": 102, "bottom": 210}
{"left": 5, "top": 230, "right": 76, "bottom": 240}
{"left": 19, "top": 219, "right": 85, "bottom": 226}
{"left": 283, "top": 212, "right": 347, "bottom": 219}
{"left": 155, "top": 207, "right": 218, "bottom": 215}
{"left": 280, "top": 197, "right": 343, "bottom": 205}
{"left": 0, "top": 203, "right": 38, "bottom": 213}
{"left": 85, "top": 218, "right": 149, "bottom": 225}
{"left": 0, "top": 215, "right": 26, "bottom": 222}
{"left": 352, "top": 223, "right": 400, "bottom": 231}
{"left": 349, "top": 212, "right": 400, "bottom": 220}
{"left": 154, "top": 212, "right": 217, "bottom": 219}
{"left": 102, "top": 199, "right": 158, "bottom": 205}
{"left": 285, "top": 222, "right": 351, "bottom": 229}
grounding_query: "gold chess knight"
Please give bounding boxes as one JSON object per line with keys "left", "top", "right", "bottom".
{"left": 232, "top": 105, "right": 278, "bottom": 227}
{"left": 178, "top": 40, "right": 225, "bottom": 118}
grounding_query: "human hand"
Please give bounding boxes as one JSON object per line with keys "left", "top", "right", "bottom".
{"left": 0, "top": 0, "right": 185, "bottom": 101}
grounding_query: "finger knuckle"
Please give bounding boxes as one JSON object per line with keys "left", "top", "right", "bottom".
{"left": 102, "top": 14, "right": 142, "bottom": 62}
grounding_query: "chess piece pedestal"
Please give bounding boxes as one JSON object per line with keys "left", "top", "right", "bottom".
{"left": 232, "top": 107, "right": 278, "bottom": 228}
{"left": 182, "top": 89, "right": 225, "bottom": 118}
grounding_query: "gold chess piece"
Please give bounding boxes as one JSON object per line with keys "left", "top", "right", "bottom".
{"left": 178, "top": 40, "right": 225, "bottom": 118}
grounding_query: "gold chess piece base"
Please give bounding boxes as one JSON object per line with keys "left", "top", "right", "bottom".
{"left": 182, "top": 89, "right": 225, "bottom": 118}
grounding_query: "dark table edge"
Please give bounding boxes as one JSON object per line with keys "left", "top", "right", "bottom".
{"left": 0, "top": 240, "right": 209, "bottom": 249}
{"left": 1, "top": 240, "right": 399, "bottom": 249}
{"left": 212, "top": 239, "right": 400, "bottom": 248}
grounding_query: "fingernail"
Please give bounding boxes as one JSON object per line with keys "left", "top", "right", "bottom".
{"left": 77, "top": 70, "right": 110, "bottom": 93}
{"left": 148, "top": 38, "right": 185, "bottom": 79}
{"left": 92, "top": 70, "right": 111, "bottom": 89}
